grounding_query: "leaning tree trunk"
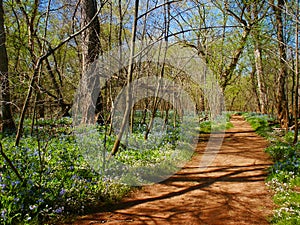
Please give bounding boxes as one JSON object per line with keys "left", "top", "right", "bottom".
{"left": 110, "top": 0, "right": 139, "bottom": 156}
{"left": 0, "top": 0, "right": 16, "bottom": 133}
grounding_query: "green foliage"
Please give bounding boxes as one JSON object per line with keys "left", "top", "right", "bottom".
{"left": 266, "top": 142, "right": 299, "bottom": 162}
{"left": 267, "top": 172, "right": 300, "bottom": 225}
{"left": 0, "top": 115, "right": 192, "bottom": 224}
{"left": 0, "top": 111, "right": 234, "bottom": 224}
{"left": 199, "top": 112, "right": 233, "bottom": 133}
{"left": 243, "top": 112, "right": 274, "bottom": 137}
{"left": 0, "top": 120, "right": 131, "bottom": 224}
{"left": 245, "top": 113, "right": 300, "bottom": 225}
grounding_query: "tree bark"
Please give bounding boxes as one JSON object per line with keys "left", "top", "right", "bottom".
{"left": 252, "top": 2, "right": 267, "bottom": 114}
{"left": 0, "top": 0, "right": 16, "bottom": 133}
{"left": 294, "top": 0, "right": 299, "bottom": 144}
{"left": 271, "top": 0, "right": 289, "bottom": 129}
{"left": 254, "top": 40, "right": 267, "bottom": 114}
{"left": 250, "top": 66, "right": 261, "bottom": 112}
{"left": 81, "top": 0, "right": 101, "bottom": 73}
{"left": 80, "top": 0, "right": 101, "bottom": 124}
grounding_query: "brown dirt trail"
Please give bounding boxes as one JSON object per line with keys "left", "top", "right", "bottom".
{"left": 73, "top": 115, "right": 274, "bottom": 225}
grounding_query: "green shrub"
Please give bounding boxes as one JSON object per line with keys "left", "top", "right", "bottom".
{"left": 243, "top": 113, "right": 273, "bottom": 137}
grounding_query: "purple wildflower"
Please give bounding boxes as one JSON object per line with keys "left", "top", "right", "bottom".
{"left": 54, "top": 207, "right": 64, "bottom": 214}
{"left": 1, "top": 209, "right": 6, "bottom": 220}
{"left": 59, "top": 188, "right": 66, "bottom": 196}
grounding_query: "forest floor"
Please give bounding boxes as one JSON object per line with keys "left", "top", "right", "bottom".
{"left": 71, "top": 115, "right": 275, "bottom": 225}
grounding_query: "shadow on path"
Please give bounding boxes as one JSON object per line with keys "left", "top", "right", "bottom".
{"left": 72, "top": 115, "right": 274, "bottom": 225}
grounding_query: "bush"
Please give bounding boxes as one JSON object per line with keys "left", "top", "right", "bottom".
{"left": 266, "top": 142, "right": 299, "bottom": 162}
{"left": 243, "top": 113, "right": 274, "bottom": 137}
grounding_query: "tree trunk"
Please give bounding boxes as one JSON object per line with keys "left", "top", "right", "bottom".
{"left": 250, "top": 67, "right": 261, "bottom": 112}
{"left": 253, "top": 19, "right": 267, "bottom": 114}
{"left": 0, "top": 0, "right": 16, "bottom": 133}
{"left": 81, "top": 0, "right": 101, "bottom": 124}
{"left": 110, "top": 0, "right": 139, "bottom": 156}
{"left": 272, "top": 0, "right": 289, "bottom": 129}
{"left": 294, "top": 0, "right": 299, "bottom": 144}
{"left": 221, "top": 27, "right": 250, "bottom": 91}
{"left": 254, "top": 46, "right": 267, "bottom": 114}
{"left": 81, "top": 0, "right": 100, "bottom": 73}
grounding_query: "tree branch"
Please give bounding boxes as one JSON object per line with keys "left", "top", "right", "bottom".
{"left": 0, "top": 142, "right": 23, "bottom": 182}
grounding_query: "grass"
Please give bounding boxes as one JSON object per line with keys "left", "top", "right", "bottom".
{"left": 243, "top": 112, "right": 300, "bottom": 225}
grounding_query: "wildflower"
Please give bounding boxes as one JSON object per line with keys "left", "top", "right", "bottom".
{"left": 29, "top": 205, "right": 37, "bottom": 210}
{"left": 54, "top": 207, "right": 64, "bottom": 214}
{"left": 12, "top": 180, "right": 20, "bottom": 186}
{"left": 1, "top": 209, "right": 6, "bottom": 220}
{"left": 59, "top": 188, "right": 66, "bottom": 196}
{"left": 0, "top": 183, "right": 6, "bottom": 190}
{"left": 33, "top": 150, "right": 39, "bottom": 157}
{"left": 37, "top": 198, "right": 44, "bottom": 203}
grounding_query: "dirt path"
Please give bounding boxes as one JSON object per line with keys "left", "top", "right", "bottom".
{"left": 73, "top": 115, "right": 274, "bottom": 225}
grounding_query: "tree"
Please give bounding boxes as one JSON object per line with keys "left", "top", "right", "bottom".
{"left": 0, "top": 0, "right": 16, "bottom": 133}
{"left": 271, "top": 0, "right": 289, "bottom": 129}
{"left": 182, "top": 1, "right": 252, "bottom": 92}
{"left": 81, "top": 0, "right": 101, "bottom": 74}
{"left": 110, "top": 0, "right": 139, "bottom": 156}
{"left": 293, "top": 0, "right": 299, "bottom": 143}
{"left": 251, "top": 1, "right": 268, "bottom": 114}
{"left": 14, "top": 0, "right": 105, "bottom": 145}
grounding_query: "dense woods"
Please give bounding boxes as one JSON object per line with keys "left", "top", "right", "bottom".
{"left": 0, "top": 0, "right": 299, "bottom": 134}
{"left": 0, "top": 0, "right": 299, "bottom": 224}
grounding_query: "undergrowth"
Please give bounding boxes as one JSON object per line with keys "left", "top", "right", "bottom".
{"left": 0, "top": 112, "right": 232, "bottom": 224}
{"left": 0, "top": 120, "right": 131, "bottom": 224}
{"left": 244, "top": 112, "right": 300, "bottom": 225}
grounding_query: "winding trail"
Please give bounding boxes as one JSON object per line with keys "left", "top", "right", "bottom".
{"left": 73, "top": 115, "right": 274, "bottom": 225}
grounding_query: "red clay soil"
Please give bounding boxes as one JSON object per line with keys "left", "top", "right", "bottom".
{"left": 71, "top": 115, "right": 275, "bottom": 225}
